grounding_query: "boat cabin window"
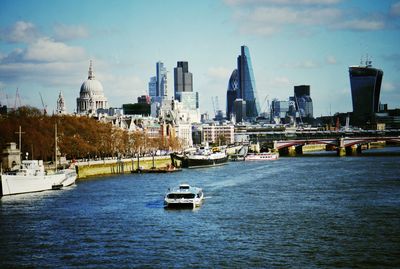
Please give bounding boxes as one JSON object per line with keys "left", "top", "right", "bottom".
{"left": 168, "top": 193, "right": 195, "bottom": 199}
{"left": 179, "top": 185, "right": 190, "bottom": 190}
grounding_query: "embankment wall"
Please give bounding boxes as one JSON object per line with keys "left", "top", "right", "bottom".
{"left": 75, "top": 156, "right": 171, "bottom": 179}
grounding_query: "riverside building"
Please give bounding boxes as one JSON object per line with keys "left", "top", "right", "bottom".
{"left": 202, "top": 124, "right": 234, "bottom": 145}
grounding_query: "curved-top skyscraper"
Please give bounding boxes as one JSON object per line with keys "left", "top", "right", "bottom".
{"left": 349, "top": 59, "right": 383, "bottom": 125}
{"left": 237, "top": 45, "right": 260, "bottom": 118}
{"left": 226, "top": 69, "right": 239, "bottom": 120}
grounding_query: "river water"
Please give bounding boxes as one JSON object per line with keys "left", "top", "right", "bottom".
{"left": 1, "top": 147, "right": 400, "bottom": 268}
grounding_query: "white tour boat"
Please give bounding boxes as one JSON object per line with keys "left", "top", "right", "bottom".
{"left": 164, "top": 183, "right": 204, "bottom": 209}
{"left": 244, "top": 152, "right": 279, "bottom": 161}
{"left": 0, "top": 160, "right": 77, "bottom": 196}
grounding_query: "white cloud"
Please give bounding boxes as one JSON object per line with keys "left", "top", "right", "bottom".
{"left": 231, "top": 5, "right": 342, "bottom": 36}
{"left": 24, "top": 38, "right": 86, "bottom": 62}
{"left": 333, "top": 19, "right": 385, "bottom": 31}
{"left": 382, "top": 82, "right": 397, "bottom": 92}
{"left": 1, "top": 21, "right": 40, "bottom": 43}
{"left": 0, "top": 61, "right": 88, "bottom": 88}
{"left": 0, "top": 21, "right": 89, "bottom": 91}
{"left": 270, "top": 76, "right": 291, "bottom": 88}
{"left": 283, "top": 60, "right": 320, "bottom": 69}
{"left": 249, "top": 7, "right": 340, "bottom": 25}
{"left": 53, "top": 24, "right": 89, "bottom": 41}
{"left": 326, "top": 55, "right": 337, "bottom": 65}
{"left": 100, "top": 72, "right": 144, "bottom": 100}
{"left": 224, "top": 0, "right": 341, "bottom": 6}
{"left": 207, "top": 66, "right": 231, "bottom": 80}
{"left": 391, "top": 2, "right": 400, "bottom": 16}
{"left": 1, "top": 39, "right": 86, "bottom": 64}
{"left": 225, "top": 1, "right": 391, "bottom": 36}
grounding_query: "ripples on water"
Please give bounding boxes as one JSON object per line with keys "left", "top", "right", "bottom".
{"left": 1, "top": 147, "right": 400, "bottom": 268}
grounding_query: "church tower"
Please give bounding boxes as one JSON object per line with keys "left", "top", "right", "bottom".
{"left": 56, "top": 91, "right": 67, "bottom": 115}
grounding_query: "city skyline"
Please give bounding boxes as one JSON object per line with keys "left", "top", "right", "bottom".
{"left": 1, "top": 0, "right": 400, "bottom": 116}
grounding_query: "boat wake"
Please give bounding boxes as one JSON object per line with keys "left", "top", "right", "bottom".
{"left": 145, "top": 200, "right": 164, "bottom": 209}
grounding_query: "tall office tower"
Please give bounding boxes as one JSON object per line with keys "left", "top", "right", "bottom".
{"left": 234, "top": 99, "right": 246, "bottom": 123}
{"left": 174, "top": 61, "right": 193, "bottom": 101}
{"left": 294, "top": 85, "right": 310, "bottom": 97}
{"left": 149, "top": 61, "right": 168, "bottom": 103}
{"left": 294, "top": 85, "right": 313, "bottom": 119}
{"left": 148, "top": 76, "right": 157, "bottom": 97}
{"left": 226, "top": 69, "right": 239, "bottom": 120}
{"left": 349, "top": 58, "right": 383, "bottom": 125}
{"left": 271, "top": 99, "right": 289, "bottom": 123}
{"left": 156, "top": 61, "right": 167, "bottom": 98}
{"left": 237, "top": 45, "right": 260, "bottom": 118}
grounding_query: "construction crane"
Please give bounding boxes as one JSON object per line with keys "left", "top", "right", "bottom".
{"left": 14, "top": 88, "right": 22, "bottom": 110}
{"left": 261, "top": 95, "right": 270, "bottom": 113}
{"left": 39, "top": 92, "right": 47, "bottom": 115}
{"left": 0, "top": 89, "right": 4, "bottom": 107}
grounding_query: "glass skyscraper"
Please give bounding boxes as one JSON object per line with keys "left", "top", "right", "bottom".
{"left": 349, "top": 59, "right": 383, "bottom": 125}
{"left": 148, "top": 61, "right": 167, "bottom": 103}
{"left": 156, "top": 61, "right": 167, "bottom": 98}
{"left": 294, "top": 85, "right": 313, "bottom": 120}
{"left": 237, "top": 45, "right": 260, "bottom": 118}
{"left": 226, "top": 69, "right": 239, "bottom": 120}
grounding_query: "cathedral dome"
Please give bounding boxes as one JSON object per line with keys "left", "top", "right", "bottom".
{"left": 77, "top": 60, "right": 109, "bottom": 114}
{"left": 80, "top": 79, "right": 104, "bottom": 95}
{"left": 79, "top": 60, "right": 104, "bottom": 96}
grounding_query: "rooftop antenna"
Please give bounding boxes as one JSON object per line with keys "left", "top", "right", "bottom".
{"left": 366, "top": 54, "right": 372, "bottom": 67}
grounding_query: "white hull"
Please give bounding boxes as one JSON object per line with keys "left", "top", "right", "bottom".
{"left": 245, "top": 153, "right": 279, "bottom": 161}
{"left": 164, "top": 198, "right": 203, "bottom": 208}
{"left": 1, "top": 169, "right": 76, "bottom": 196}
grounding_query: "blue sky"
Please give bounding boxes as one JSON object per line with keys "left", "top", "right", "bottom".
{"left": 1, "top": 0, "right": 399, "bottom": 117}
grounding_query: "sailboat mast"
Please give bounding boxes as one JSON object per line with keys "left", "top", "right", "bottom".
{"left": 19, "top": 126, "right": 22, "bottom": 155}
{"left": 55, "top": 123, "right": 57, "bottom": 172}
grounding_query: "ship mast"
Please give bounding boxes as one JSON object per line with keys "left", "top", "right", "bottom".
{"left": 55, "top": 124, "right": 57, "bottom": 172}
{"left": 15, "top": 126, "right": 25, "bottom": 161}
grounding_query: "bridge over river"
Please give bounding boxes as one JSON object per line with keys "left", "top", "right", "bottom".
{"left": 245, "top": 129, "right": 400, "bottom": 156}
